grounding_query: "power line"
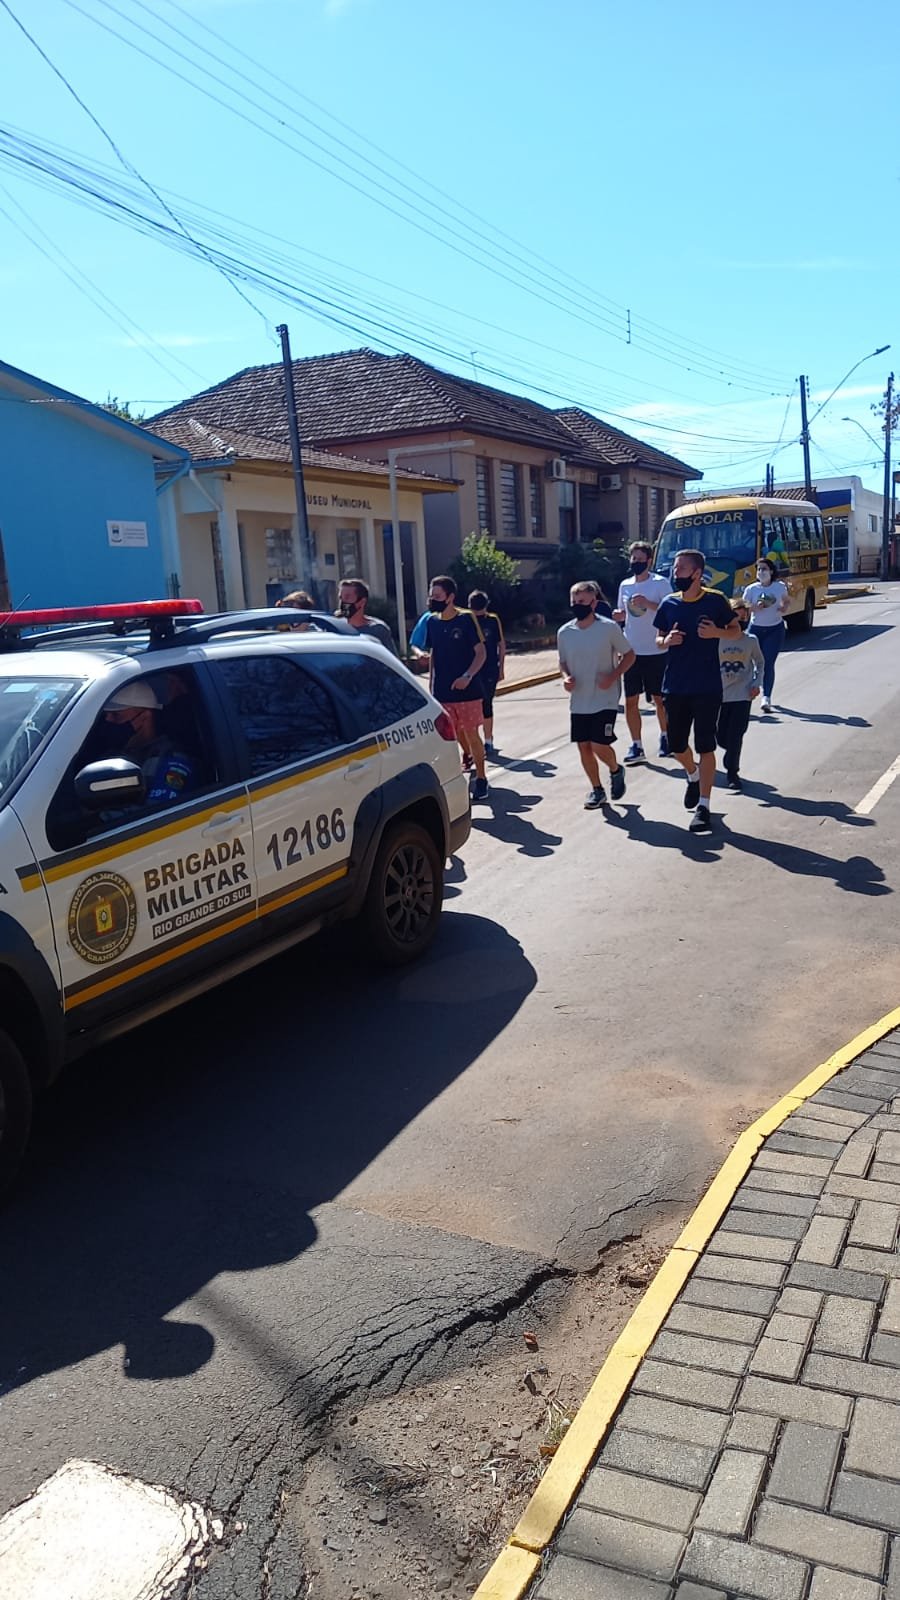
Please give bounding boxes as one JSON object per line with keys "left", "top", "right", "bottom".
{"left": 60, "top": 0, "right": 786, "bottom": 397}
{"left": 0, "top": 0, "right": 272, "bottom": 334}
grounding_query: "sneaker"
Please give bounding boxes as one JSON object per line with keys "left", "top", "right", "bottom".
{"left": 684, "top": 776, "right": 701, "bottom": 809}
{"left": 726, "top": 773, "right": 742, "bottom": 793}
{"left": 761, "top": 698, "right": 772, "bottom": 713}
{"left": 484, "top": 741, "right": 497, "bottom": 759}
{"left": 584, "top": 786, "right": 606, "bottom": 809}
{"left": 658, "top": 733, "right": 669, "bottom": 758}
{"left": 623, "top": 742, "right": 646, "bottom": 765}
{"left": 689, "top": 804, "right": 712, "bottom": 833}
{"left": 471, "top": 776, "right": 489, "bottom": 802}
{"left": 610, "top": 765, "right": 626, "bottom": 802}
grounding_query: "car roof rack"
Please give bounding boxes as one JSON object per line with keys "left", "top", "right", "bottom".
{"left": 145, "top": 609, "right": 352, "bottom": 649}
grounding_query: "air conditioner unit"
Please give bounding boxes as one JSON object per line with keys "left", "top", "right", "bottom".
{"left": 547, "top": 457, "right": 567, "bottom": 480}
{"left": 598, "top": 473, "right": 622, "bottom": 492}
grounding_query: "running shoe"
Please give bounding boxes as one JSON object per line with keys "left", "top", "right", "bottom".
{"left": 610, "top": 765, "right": 626, "bottom": 802}
{"left": 471, "top": 777, "right": 490, "bottom": 802}
{"left": 584, "top": 786, "right": 606, "bottom": 809}
{"left": 726, "top": 774, "right": 742, "bottom": 793}
{"left": 484, "top": 741, "right": 498, "bottom": 759}
{"left": 658, "top": 733, "right": 669, "bottom": 758}
{"left": 761, "top": 698, "right": 773, "bottom": 713}
{"left": 684, "top": 776, "right": 701, "bottom": 809}
{"left": 689, "top": 804, "right": 712, "bottom": 833}
{"left": 623, "top": 742, "right": 646, "bottom": 765}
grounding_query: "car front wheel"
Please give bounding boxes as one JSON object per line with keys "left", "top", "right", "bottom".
{"left": 362, "top": 821, "right": 443, "bottom": 965}
{"left": 0, "top": 1029, "right": 33, "bottom": 1198}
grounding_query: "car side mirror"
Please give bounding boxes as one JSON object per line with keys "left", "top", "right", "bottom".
{"left": 74, "top": 758, "right": 146, "bottom": 811}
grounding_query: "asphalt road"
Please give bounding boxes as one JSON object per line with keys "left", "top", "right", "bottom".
{"left": 2, "top": 586, "right": 900, "bottom": 1593}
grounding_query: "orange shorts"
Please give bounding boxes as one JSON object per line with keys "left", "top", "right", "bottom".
{"left": 443, "top": 698, "right": 483, "bottom": 735}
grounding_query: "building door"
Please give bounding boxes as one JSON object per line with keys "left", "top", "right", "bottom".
{"left": 828, "top": 517, "right": 850, "bottom": 574}
{"left": 381, "top": 521, "right": 418, "bottom": 617}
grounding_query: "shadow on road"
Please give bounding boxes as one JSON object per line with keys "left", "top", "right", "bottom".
{"left": 786, "top": 624, "right": 891, "bottom": 652}
{"left": 605, "top": 804, "right": 888, "bottom": 893}
{"left": 0, "top": 911, "right": 536, "bottom": 1394}
{"left": 772, "top": 707, "right": 871, "bottom": 728}
{"left": 734, "top": 779, "right": 875, "bottom": 827}
{"left": 472, "top": 788, "right": 562, "bottom": 857}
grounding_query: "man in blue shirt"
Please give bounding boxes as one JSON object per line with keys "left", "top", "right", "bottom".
{"left": 654, "top": 549, "right": 740, "bottom": 834}
{"left": 423, "top": 575, "right": 489, "bottom": 801}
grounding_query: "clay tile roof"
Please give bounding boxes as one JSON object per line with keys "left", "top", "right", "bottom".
{"left": 554, "top": 407, "right": 701, "bottom": 478}
{"left": 149, "top": 348, "right": 701, "bottom": 479}
{"left": 150, "top": 415, "right": 452, "bottom": 482}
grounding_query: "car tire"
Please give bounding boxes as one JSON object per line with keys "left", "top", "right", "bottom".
{"left": 0, "top": 1029, "right": 33, "bottom": 1199}
{"left": 361, "top": 820, "right": 443, "bottom": 966}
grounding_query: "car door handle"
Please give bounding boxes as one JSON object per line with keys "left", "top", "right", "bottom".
{"left": 201, "top": 810, "right": 248, "bottom": 837}
{"left": 344, "top": 762, "right": 371, "bottom": 781}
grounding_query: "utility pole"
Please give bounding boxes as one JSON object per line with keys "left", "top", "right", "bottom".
{"left": 277, "top": 323, "right": 316, "bottom": 601}
{"left": 799, "top": 375, "right": 813, "bottom": 499}
{"left": 882, "top": 371, "right": 894, "bottom": 580}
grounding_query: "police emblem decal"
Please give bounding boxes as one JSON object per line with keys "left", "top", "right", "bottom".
{"left": 68, "top": 871, "right": 138, "bottom": 965}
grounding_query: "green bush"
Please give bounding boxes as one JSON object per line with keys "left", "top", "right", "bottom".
{"left": 449, "top": 532, "right": 520, "bottom": 619}
{"left": 534, "top": 541, "right": 627, "bottom": 623}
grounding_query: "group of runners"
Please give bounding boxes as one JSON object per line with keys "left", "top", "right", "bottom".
{"left": 414, "top": 542, "right": 790, "bottom": 835}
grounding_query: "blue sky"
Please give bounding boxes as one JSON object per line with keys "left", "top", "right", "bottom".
{"left": 0, "top": 0, "right": 896, "bottom": 490}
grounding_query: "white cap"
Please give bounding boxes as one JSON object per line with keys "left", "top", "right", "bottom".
{"left": 106, "top": 681, "right": 161, "bottom": 712}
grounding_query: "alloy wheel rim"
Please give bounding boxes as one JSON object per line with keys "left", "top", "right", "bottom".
{"left": 383, "top": 844, "right": 434, "bottom": 943}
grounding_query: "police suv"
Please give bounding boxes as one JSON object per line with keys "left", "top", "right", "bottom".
{"left": 0, "top": 600, "right": 470, "bottom": 1192}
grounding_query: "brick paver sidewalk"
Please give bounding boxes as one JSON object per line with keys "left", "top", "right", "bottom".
{"left": 534, "top": 1028, "right": 900, "bottom": 1600}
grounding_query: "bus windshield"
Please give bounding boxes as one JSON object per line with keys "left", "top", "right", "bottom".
{"left": 657, "top": 508, "right": 758, "bottom": 570}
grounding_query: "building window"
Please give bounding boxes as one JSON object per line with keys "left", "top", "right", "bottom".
{"left": 475, "top": 458, "right": 493, "bottom": 534}
{"left": 638, "top": 485, "right": 649, "bottom": 540}
{"left": 499, "top": 462, "right": 521, "bottom": 538}
{"left": 210, "top": 521, "right": 227, "bottom": 611}
{"left": 266, "top": 526, "right": 295, "bottom": 582}
{"left": 868, "top": 513, "right": 879, "bottom": 534}
{"left": 649, "top": 487, "right": 663, "bottom": 536}
{"left": 529, "top": 467, "right": 545, "bottom": 537}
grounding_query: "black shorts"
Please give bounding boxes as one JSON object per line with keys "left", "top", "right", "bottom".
{"left": 664, "top": 693, "right": 720, "bottom": 755}
{"left": 623, "top": 653, "right": 665, "bottom": 699}
{"left": 482, "top": 680, "right": 498, "bottom": 719}
{"left": 571, "top": 710, "right": 617, "bottom": 746}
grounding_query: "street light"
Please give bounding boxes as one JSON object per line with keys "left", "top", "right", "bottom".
{"left": 387, "top": 439, "right": 474, "bottom": 654}
{"left": 807, "top": 344, "right": 890, "bottom": 429}
{"left": 841, "top": 416, "right": 885, "bottom": 458}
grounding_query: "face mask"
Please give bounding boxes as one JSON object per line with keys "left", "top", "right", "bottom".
{"left": 571, "top": 602, "right": 593, "bottom": 620}
{"left": 339, "top": 600, "right": 361, "bottom": 618}
{"left": 629, "top": 560, "right": 649, "bottom": 575}
{"left": 737, "top": 615, "right": 749, "bottom": 631}
{"left": 429, "top": 598, "right": 446, "bottom": 613}
{"left": 757, "top": 570, "right": 772, "bottom": 586}
{"left": 673, "top": 574, "right": 694, "bottom": 592}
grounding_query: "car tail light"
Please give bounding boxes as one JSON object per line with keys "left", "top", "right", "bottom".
{"left": 434, "top": 711, "right": 456, "bottom": 741}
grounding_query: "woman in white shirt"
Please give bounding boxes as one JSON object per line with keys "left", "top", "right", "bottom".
{"left": 742, "top": 557, "right": 790, "bottom": 712}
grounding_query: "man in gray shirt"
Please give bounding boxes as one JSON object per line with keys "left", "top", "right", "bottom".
{"left": 558, "top": 580, "right": 635, "bottom": 809}
{"left": 337, "top": 578, "right": 399, "bottom": 656}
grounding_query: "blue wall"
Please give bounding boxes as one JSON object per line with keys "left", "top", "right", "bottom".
{"left": 0, "top": 393, "right": 171, "bottom": 608}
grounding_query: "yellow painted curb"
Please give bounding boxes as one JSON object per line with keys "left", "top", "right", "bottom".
{"left": 472, "top": 1001, "right": 900, "bottom": 1600}
{"left": 473, "top": 1545, "right": 542, "bottom": 1599}
{"left": 497, "top": 669, "right": 559, "bottom": 696}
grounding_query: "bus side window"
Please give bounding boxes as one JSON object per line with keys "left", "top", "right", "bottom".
{"left": 761, "top": 517, "right": 778, "bottom": 551}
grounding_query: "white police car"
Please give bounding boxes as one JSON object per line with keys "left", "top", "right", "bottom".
{"left": 0, "top": 600, "right": 470, "bottom": 1192}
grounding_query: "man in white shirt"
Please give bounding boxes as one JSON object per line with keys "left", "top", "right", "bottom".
{"left": 613, "top": 541, "right": 672, "bottom": 764}
{"left": 558, "top": 581, "right": 634, "bottom": 810}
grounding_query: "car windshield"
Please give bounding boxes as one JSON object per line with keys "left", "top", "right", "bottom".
{"left": 657, "top": 509, "right": 758, "bottom": 570}
{"left": 0, "top": 676, "right": 83, "bottom": 795}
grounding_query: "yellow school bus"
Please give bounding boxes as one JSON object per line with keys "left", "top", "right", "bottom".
{"left": 655, "top": 495, "right": 829, "bottom": 631}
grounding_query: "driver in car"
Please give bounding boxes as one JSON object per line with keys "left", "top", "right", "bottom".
{"left": 103, "top": 680, "right": 197, "bottom": 806}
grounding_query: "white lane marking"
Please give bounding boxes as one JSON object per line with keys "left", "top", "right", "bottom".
{"left": 488, "top": 736, "right": 569, "bottom": 776}
{"left": 821, "top": 631, "right": 840, "bottom": 640}
{"left": 0, "top": 1460, "right": 221, "bottom": 1600}
{"left": 856, "top": 755, "right": 900, "bottom": 816}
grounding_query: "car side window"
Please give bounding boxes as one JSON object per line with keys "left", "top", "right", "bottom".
{"left": 217, "top": 655, "right": 343, "bottom": 777}
{"left": 305, "top": 652, "right": 428, "bottom": 732}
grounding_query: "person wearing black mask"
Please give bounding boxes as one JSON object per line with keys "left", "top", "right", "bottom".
{"left": 336, "top": 578, "right": 399, "bottom": 657}
{"left": 717, "top": 598, "right": 764, "bottom": 792}
{"left": 653, "top": 549, "right": 741, "bottom": 833}
{"left": 423, "top": 575, "right": 490, "bottom": 801}
{"left": 613, "top": 540, "right": 672, "bottom": 764}
{"left": 558, "top": 581, "right": 634, "bottom": 810}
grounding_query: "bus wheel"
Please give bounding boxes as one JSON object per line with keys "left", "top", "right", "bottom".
{"left": 788, "top": 588, "right": 816, "bottom": 633}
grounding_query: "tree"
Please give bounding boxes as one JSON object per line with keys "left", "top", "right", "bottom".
{"left": 100, "top": 395, "right": 148, "bottom": 424}
{"left": 449, "top": 532, "right": 520, "bottom": 618}
{"left": 533, "top": 539, "right": 627, "bottom": 623}
{"left": 872, "top": 379, "right": 899, "bottom": 439}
